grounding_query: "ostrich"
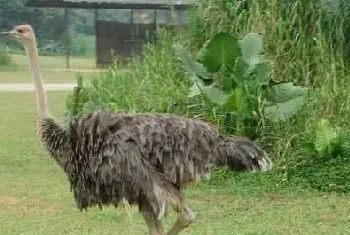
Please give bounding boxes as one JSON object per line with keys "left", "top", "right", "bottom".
{"left": 2, "top": 24, "right": 272, "bottom": 235}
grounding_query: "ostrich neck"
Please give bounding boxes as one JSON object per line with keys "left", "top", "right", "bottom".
{"left": 25, "top": 38, "right": 50, "bottom": 120}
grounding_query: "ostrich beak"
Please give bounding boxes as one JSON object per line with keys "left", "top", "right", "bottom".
{"left": 0, "top": 30, "right": 19, "bottom": 39}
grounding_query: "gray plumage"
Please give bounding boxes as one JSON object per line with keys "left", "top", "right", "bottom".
{"left": 40, "top": 111, "right": 271, "bottom": 221}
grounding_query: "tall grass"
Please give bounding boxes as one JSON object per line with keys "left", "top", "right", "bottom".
{"left": 64, "top": 30, "right": 189, "bottom": 121}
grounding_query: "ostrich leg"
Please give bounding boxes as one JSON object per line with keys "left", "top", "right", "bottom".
{"left": 166, "top": 206, "right": 196, "bottom": 235}
{"left": 141, "top": 208, "right": 165, "bottom": 235}
{"left": 166, "top": 192, "right": 196, "bottom": 235}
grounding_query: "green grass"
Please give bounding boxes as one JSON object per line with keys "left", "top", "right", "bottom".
{"left": 0, "top": 54, "right": 101, "bottom": 83}
{"left": 1, "top": 91, "right": 350, "bottom": 234}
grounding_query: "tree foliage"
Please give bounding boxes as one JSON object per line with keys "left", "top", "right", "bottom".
{"left": 0, "top": 0, "right": 95, "bottom": 55}
{"left": 0, "top": 0, "right": 66, "bottom": 46}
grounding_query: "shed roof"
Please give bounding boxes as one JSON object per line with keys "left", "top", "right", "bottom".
{"left": 26, "top": 0, "right": 195, "bottom": 9}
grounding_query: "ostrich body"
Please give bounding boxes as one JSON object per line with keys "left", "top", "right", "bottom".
{"left": 4, "top": 25, "right": 272, "bottom": 235}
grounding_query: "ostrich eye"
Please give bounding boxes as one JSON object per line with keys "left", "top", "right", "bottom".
{"left": 17, "top": 29, "right": 23, "bottom": 34}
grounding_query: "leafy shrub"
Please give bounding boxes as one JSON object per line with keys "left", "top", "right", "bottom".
{"left": 175, "top": 32, "right": 307, "bottom": 138}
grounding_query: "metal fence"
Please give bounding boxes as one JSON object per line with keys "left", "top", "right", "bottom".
{"left": 95, "top": 8, "right": 188, "bottom": 65}
{"left": 96, "top": 20, "right": 157, "bottom": 65}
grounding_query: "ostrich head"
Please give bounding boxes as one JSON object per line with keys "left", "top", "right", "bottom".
{"left": 2, "top": 24, "right": 49, "bottom": 119}
{"left": 1, "top": 24, "right": 35, "bottom": 47}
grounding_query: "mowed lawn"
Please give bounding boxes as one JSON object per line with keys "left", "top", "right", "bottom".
{"left": 0, "top": 54, "right": 100, "bottom": 83}
{"left": 1, "top": 91, "right": 350, "bottom": 235}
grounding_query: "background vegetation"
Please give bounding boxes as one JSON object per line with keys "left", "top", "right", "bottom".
{"left": 64, "top": 0, "right": 350, "bottom": 194}
{"left": 2, "top": 0, "right": 350, "bottom": 193}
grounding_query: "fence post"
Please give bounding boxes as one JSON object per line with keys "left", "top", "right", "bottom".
{"left": 94, "top": 8, "right": 98, "bottom": 67}
{"left": 64, "top": 7, "right": 71, "bottom": 69}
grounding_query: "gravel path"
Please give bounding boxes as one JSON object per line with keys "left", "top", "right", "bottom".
{"left": 0, "top": 83, "right": 76, "bottom": 91}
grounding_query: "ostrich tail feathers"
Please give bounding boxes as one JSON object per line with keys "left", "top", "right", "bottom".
{"left": 218, "top": 136, "right": 272, "bottom": 172}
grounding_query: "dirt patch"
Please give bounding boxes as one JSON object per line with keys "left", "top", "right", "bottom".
{"left": 0, "top": 196, "right": 17, "bottom": 205}
{"left": 0, "top": 196, "right": 63, "bottom": 213}
{"left": 324, "top": 212, "right": 338, "bottom": 221}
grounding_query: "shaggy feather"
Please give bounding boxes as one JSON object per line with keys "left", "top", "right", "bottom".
{"left": 38, "top": 110, "right": 271, "bottom": 220}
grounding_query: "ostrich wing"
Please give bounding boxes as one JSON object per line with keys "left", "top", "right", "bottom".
{"left": 69, "top": 111, "right": 218, "bottom": 194}
{"left": 71, "top": 122, "right": 180, "bottom": 219}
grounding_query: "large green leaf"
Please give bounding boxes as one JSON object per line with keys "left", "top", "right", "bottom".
{"left": 314, "top": 118, "right": 338, "bottom": 154}
{"left": 188, "top": 77, "right": 205, "bottom": 98}
{"left": 202, "top": 85, "right": 230, "bottom": 106}
{"left": 188, "top": 84, "right": 200, "bottom": 98}
{"left": 266, "top": 82, "right": 307, "bottom": 103}
{"left": 173, "top": 43, "right": 211, "bottom": 80}
{"left": 240, "top": 32, "right": 263, "bottom": 65}
{"left": 232, "top": 57, "right": 249, "bottom": 85}
{"left": 217, "top": 68, "right": 235, "bottom": 92}
{"left": 196, "top": 32, "right": 242, "bottom": 73}
{"left": 243, "top": 60, "right": 273, "bottom": 97}
{"left": 246, "top": 60, "right": 272, "bottom": 86}
{"left": 264, "top": 83, "right": 307, "bottom": 122}
{"left": 264, "top": 95, "right": 306, "bottom": 122}
{"left": 224, "top": 87, "right": 247, "bottom": 113}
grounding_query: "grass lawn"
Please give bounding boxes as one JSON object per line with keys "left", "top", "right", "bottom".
{"left": 1, "top": 91, "right": 350, "bottom": 235}
{"left": 0, "top": 54, "right": 101, "bottom": 83}
{"left": 10, "top": 54, "right": 96, "bottom": 70}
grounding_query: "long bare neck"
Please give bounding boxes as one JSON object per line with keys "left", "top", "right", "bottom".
{"left": 25, "top": 37, "right": 50, "bottom": 120}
